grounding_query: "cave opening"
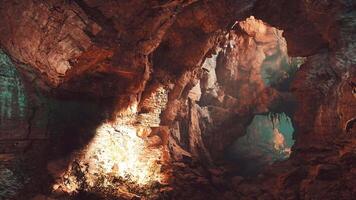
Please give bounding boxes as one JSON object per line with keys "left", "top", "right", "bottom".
{"left": 226, "top": 112, "right": 295, "bottom": 177}
{"left": 194, "top": 16, "right": 303, "bottom": 178}
{"left": 221, "top": 17, "right": 302, "bottom": 177}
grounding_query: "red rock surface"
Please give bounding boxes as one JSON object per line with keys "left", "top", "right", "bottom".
{"left": 0, "top": 0, "right": 355, "bottom": 199}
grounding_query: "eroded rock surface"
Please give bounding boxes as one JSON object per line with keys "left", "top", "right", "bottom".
{"left": 0, "top": 0, "right": 355, "bottom": 199}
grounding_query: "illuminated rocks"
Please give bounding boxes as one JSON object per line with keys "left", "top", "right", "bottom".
{"left": 54, "top": 86, "right": 169, "bottom": 198}
{"left": 56, "top": 123, "right": 164, "bottom": 194}
{"left": 88, "top": 124, "right": 162, "bottom": 184}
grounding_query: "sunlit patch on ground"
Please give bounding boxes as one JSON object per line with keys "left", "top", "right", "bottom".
{"left": 53, "top": 87, "right": 169, "bottom": 198}
{"left": 85, "top": 124, "right": 163, "bottom": 186}
{"left": 55, "top": 123, "right": 164, "bottom": 197}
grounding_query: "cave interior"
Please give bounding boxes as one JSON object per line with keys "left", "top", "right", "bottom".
{"left": 0, "top": 1, "right": 355, "bottom": 200}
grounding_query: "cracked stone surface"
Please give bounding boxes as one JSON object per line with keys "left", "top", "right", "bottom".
{"left": 0, "top": 0, "right": 355, "bottom": 199}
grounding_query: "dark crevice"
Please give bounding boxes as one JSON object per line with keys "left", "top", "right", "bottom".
{"left": 348, "top": 81, "right": 356, "bottom": 94}
{"left": 74, "top": 0, "right": 119, "bottom": 47}
{"left": 345, "top": 118, "right": 355, "bottom": 134}
{"left": 26, "top": 106, "right": 37, "bottom": 139}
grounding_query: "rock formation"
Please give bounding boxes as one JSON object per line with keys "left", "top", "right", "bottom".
{"left": 0, "top": 0, "right": 355, "bottom": 199}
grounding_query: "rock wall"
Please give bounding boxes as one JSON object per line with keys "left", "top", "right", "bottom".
{"left": 0, "top": 49, "right": 49, "bottom": 200}
{"left": 0, "top": 0, "right": 355, "bottom": 199}
{"left": 0, "top": 50, "right": 28, "bottom": 140}
{"left": 0, "top": 50, "right": 51, "bottom": 165}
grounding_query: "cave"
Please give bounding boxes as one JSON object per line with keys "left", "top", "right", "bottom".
{"left": 0, "top": 1, "right": 355, "bottom": 200}
{"left": 226, "top": 112, "right": 295, "bottom": 177}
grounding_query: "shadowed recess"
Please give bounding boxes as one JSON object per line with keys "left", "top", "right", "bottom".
{"left": 227, "top": 112, "right": 295, "bottom": 177}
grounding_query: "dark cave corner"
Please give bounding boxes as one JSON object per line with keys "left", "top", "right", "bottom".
{"left": 0, "top": 49, "right": 122, "bottom": 199}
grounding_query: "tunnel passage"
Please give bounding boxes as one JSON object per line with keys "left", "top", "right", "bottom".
{"left": 226, "top": 112, "right": 295, "bottom": 177}
{"left": 176, "top": 16, "right": 304, "bottom": 178}
{"left": 184, "top": 16, "right": 302, "bottom": 159}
